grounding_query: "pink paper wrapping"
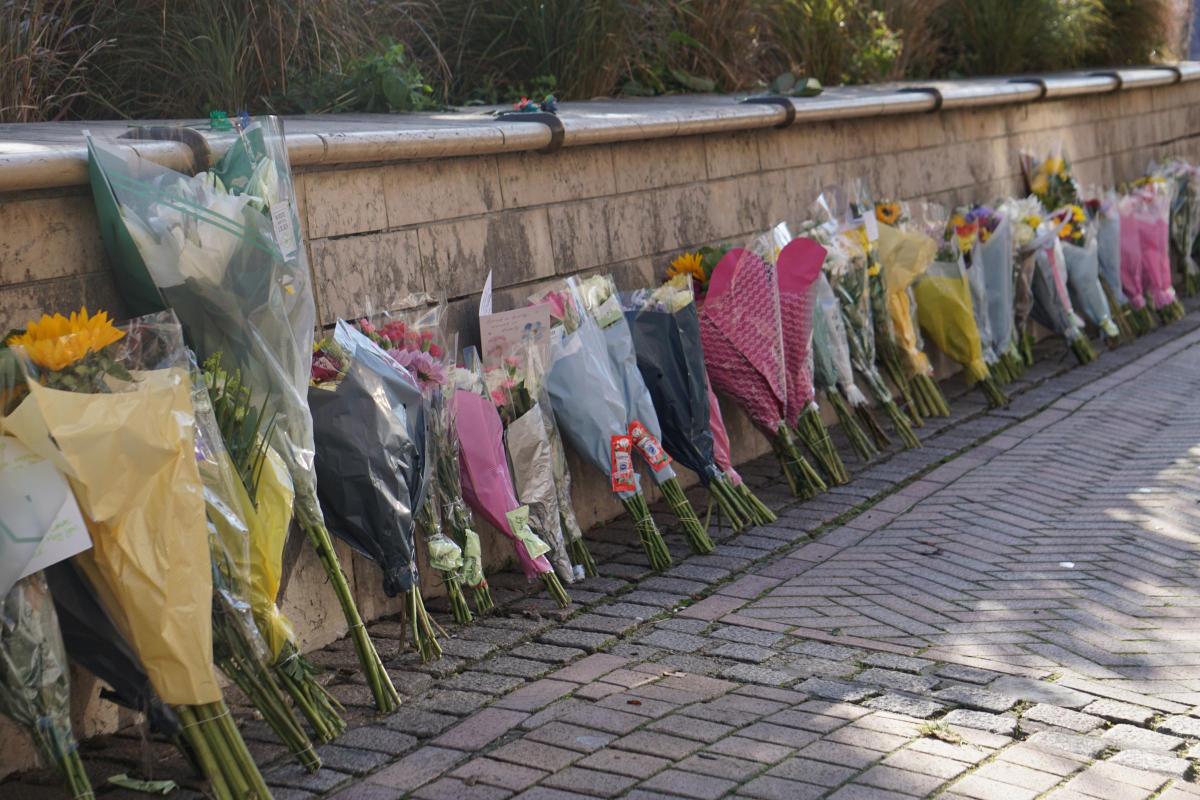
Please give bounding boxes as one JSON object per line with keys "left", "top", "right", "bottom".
{"left": 777, "top": 238, "right": 827, "bottom": 426}
{"left": 451, "top": 388, "right": 551, "bottom": 579}
{"left": 1119, "top": 200, "right": 1147, "bottom": 309}
{"left": 705, "top": 378, "right": 742, "bottom": 486}
{"left": 1137, "top": 191, "right": 1176, "bottom": 309}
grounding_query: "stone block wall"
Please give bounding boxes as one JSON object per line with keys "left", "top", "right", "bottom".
{"left": 0, "top": 77, "right": 1198, "bottom": 776}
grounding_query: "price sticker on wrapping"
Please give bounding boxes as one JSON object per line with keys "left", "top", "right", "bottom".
{"left": 862, "top": 213, "right": 880, "bottom": 244}
{"left": 628, "top": 420, "right": 672, "bottom": 473}
{"left": 609, "top": 435, "right": 636, "bottom": 493}
{"left": 270, "top": 202, "right": 298, "bottom": 259}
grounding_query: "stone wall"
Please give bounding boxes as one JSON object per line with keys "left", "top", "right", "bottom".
{"left": 1, "top": 75, "right": 1199, "bottom": 776}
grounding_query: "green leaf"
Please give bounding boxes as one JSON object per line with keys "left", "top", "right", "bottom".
{"left": 669, "top": 69, "right": 716, "bottom": 94}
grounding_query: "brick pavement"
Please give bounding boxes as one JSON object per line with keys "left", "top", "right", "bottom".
{"left": 12, "top": 316, "right": 1200, "bottom": 799}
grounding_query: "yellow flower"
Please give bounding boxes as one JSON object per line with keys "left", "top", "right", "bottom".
{"left": 1026, "top": 214, "right": 1042, "bottom": 230}
{"left": 1030, "top": 174, "right": 1050, "bottom": 197}
{"left": 7, "top": 307, "right": 124, "bottom": 371}
{"left": 875, "top": 203, "right": 900, "bottom": 226}
{"left": 666, "top": 251, "right": 706, "bottom": 285}
{"left": 1044, "top": 157, "right": 1064, "bottom": 176}
{"left": 1059, "top": 223, "right": 1074, "bottom": 241}
{"left": 1071, "top": 205, "right": 1085, "bottom": 223}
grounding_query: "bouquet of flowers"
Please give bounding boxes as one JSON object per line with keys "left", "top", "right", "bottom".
{"left": 192, "top": 355, "right": 322, "bottom": 771}
{"left": 965, "top": 204, "right": 1028, "bottom": 382}
{"left": 812, "top": 187, "right": 920, "bottom": 449}
{"left": 706, "top": 380, "right": 776, "bottom": 526}
{"left": 1056, "top": 205, "right": 1122, "bottom": 346}
{"left": 624, "top": 278, "right": 754, "bottom": 532}
{"left": 1084, "top": 189, "right": 1137, "bottom": 341}
{"left": 1, "top": 574, "right": 94, "bottom": 799}
{"left": 915, "top": 228, "right": 1008, "bottom": 408}
{"left": 811, "top": 272, "right": 879, "bottom": 460}
{"left": 4, "top": 309, "right": 269, "bottom": 800}
{"left": 486, "top": 347, "right": 579, "bottom": 584}
{"left": 572, "top": 275, "right": 714, "bottom": 554}
{"left": 1002, "top": 197, "right": 1049, "bottom": 366}
{"left": 1129, "top": 176, "right": 1185, "bottom": 322}
{"left": 950, "top": 209, "right": 1002, "bottom": 382}
{"left": 310, "top": 321, "right": 439, "bottom": 661}
{"left": 665, "top": 246, "right": 731, "bottom": 298}
{"left": 88, "top": 118, "right": 398, "bottom": 710}
{"left": 205, "top": 357, "right": 345, "bottom": 742}
{"left": 543, "top": 281, "right": 674, "bottom": 570}
{"left": 357, "top": 310, "right": 474, "bottom": 623}
{"left": 875, "top": 201, "right": 952, "bottom": 417}
{"left": 750, "top": 225, "right": 849, "bottom": 485}
{"left": 1157, "top": 159, "right": 1200, "bottom": 297}
{"left": 699, "top": 245, "right": 827, "bottom": 498}
{"left": 1029, "top": 216, "right": 1098, "bottom": 365}
{"left": 453, "top": 352, "right": 570, "bottom": 605}
{"left": 1021, "top": 145, "right": 1080, "bottom": 215}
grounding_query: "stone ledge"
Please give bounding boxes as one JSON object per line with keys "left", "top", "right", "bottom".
{"left": 0, "top": 64, "right": 1193, "bottom": 193}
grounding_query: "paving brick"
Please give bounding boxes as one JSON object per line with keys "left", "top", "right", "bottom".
{"left": 767, "top": 755, "right": 858, "bottom": 785}
{"left": 494, "top": 680, "right": 578, "bottom": 712}
{"left": 798, "top": 739, "right": 884, "bottom": 769}
{"left": 987, "top": 677, "right": 1093, "bottom": 710}
{"left": 708, "top": 642, "right": 778, "bottom": 663}
{"left": 334, "top": 726, "right": 417, "bottom": 756}
{"left": 1103, "top": 724, "right": 1185, "bottom": 752}
{"left": 972, "top": 761, "right": 1062, "bottom": 792}
{"left": 1109, "top": 749, "right": 1191, "bottom": 777}
{"left": 860, "top": 652, "right": 935, "bottom": 674}
{"left": 949, "top": 774, "right": 1039, "bottom": 800}
{"left": 711, "top": 625, "right": 786, "bottom": 647}
{"left": 942, "top": 709, "right": 1018, "bottom": 736}
{"left": 512, "top": 643, "right": 587, "bottom": 664}
{"left": 490, "top": 738, "right": 581, "bottom": 772}
{"left": 612, "top": 730, "right": 704, "bottom": 760}
{"left": 829, "top": 785, "right": 922, "bottom": 800}
{"left": 1022, "top": 704, "right": 1104, "bottom": 733}
{"left": 935, "top": 664, "right": 999, "bottom": 685}
{"left": 481, "top": 656, "right": 557, "bottom": 679}
{"left": 538, "top": 628, "right": 616, "bottom": 653}
{"left": 1079, "top": 699, "right": 1156, "bottom": 726}
{"left": 641, "top": 768, "right": 738, "bottom": 800}
{"left": 795, "top": 677, "right": 879, "bottom": 702}
{"left": 739, "top": 775, "right": 827, "bottom": 800}
{"left": 857, "top": 764, "right": 948, "bottom": 795}
{"left": 451, "top": 757, "right": 551, "bottom": 792}
{"left": 736, "top": 722, "right": 822, "bottom": 749}
{"left": 312, "top": 744, "right": 392, "bottom": 775}
{"left": 525, "top": 722, "right": 616, "bottom": 753}
{"left": 720, "top": 663, "right": 795, "bottom": 686}
{"left": 996, "top": 742, "right": 1089, "bottom": 776}
{"left": 380, "top": 707, "right": 459, "bottom": 738}
{"left": 553, "top": 704, "right": 648, "bottom": 735}
{"left": 788, "top": 641, "right": 865, "bottom": 662}
{"left": 542, "top": 766, "right": 639, "bottom": 798}
{"left": 265, "top": 762, "right": 353, "bottom": 793}
{"left": 413, "top": 689, "right": 493, "bottom": 716}
{"left": 438, "top": 638, "right": 501, "bottom": 660}
{"left": 433, "top": 707, "right": 529, "bottom": 750}
{"left": 863, "top": 693, "right": 947, "bottom": 719}
{"left": 706, "top": 735, "right": 794, "bottom": 764}
{"left": 410, "top": 778, "right": 514, "bottom": 800}
{"left": 328, "top": 784, "right": 407, "bottom": 800}
{"left": 647, "top": 714, "right": 735, "bottom": 743}
{"left": 882, "top": 748, "right": 971, "bottom": 780}
{"left": 366, "top": 746, "right": 465, "bottom": 792}
{"left": 933, "top": 685, "right": 1018, "bottom": 713}
{"left": 577, "top": 748, "right": 671, "bottom": 778}
{"left": 1026, "top": 730, "right": 1109, "bottom": 758}
{"left": 856, "top": 668, "right": 939, "bottom": 694}
{"left": 1157, "top": 716, "right": 1200, "bottom": 738}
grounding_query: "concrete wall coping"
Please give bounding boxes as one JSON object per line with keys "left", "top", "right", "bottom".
{"left": 0, "top": 64, "right": 1193, "bottom": 194}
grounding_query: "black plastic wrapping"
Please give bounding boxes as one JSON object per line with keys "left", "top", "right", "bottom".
{"left": 45, "top": 561, "right": 180, "bottom": 738}
{"left": 625, "top": 303, "right": 717, "bottom": 486}
{"left": 310, "top": 334, "right": 428, "bottom": 597}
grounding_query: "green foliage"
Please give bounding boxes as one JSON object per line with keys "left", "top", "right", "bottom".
{"left": 203, "top": 353, "right": 275, "bottom": 504}
{"left": 281, "top": 42, "right": 441, "bottom": 113}
{"left": 767, "top": 0, "right": 905, "bottom": 86}
{"left": 935, "top": 0, "right": 1106, "bottom": 76}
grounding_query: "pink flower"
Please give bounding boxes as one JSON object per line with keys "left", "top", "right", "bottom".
{"left": 358, "top": 318, "right": 376, "bottom": 335}
{"left": 389, "top": 347, "right": 446, "bottom": 390}
{"left": 311, "top": 355, "right": 341, "bottom": 383}
{"left": 381, "top": 321, "right": 407, "bottom": 343}
{"left": 429, "top": 342, "right": 444, "bottom": 359}
{"left": 490, "top": 388, "right": 506, "bottom": 407}
{"left": 500, "top": 377, "right": 516, "bottom": 390}
{"left": 503, "top": 355, "right": 520, "bottom": 368}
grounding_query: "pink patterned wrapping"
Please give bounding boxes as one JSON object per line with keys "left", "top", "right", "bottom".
{"left": 698, "top": 248, "right": 789, "bottom": 435}
{"left": 452, "top": 387, "right": 552, "bottom": 580}
{"left": 777, "top": 238, "right": 827, "bottom": 426}
{"left": 1134, "top": 186, "right": 1176, "bottom": 309}
{"left": 1119, "top": 198, "right": 1147, "bottom": 309}
{"left": 705, "top": 376, "right": 742, "bottom": 486}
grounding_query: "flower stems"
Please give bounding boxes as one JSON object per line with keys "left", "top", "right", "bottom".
{"left": 33, "top": 723, "right": 94, "bottom": 800}
{"left": 1019, "top": 330, "right": 1036, "bottom": 367}
{"left": 976, "top": 376, "right": 1009, "bottom": 409}
{"left": 1070, "top": 335, "right": 1097, "bottom": 365}
{"left": 708, "top": 471, "right": 750, "bottom": 532}
{"left": 795, "top": 406, "right": 849, "bottom": 485}
{"left": 541, "top": 572, "right": 571, "bottom": 607}
{"left": 296, "top": 493, "right": 400, "bottom": 712}
{"left": 472, "top": 583, "right": 495, "bottom": 615}
{"left": 774, "top": 423, "right": 826, "bottom": 499}
{"left": 880, "top": 399, "right": 921, "bottom": 450}
{"left": 406, "top": 587, "right": 442, "bottom": 662}
{"left": 734, "top": 480, "right": 777, "bottom": 525}
{"left": 660, "top": 476, "right": 714, "bottom": 554}
{"left": 274, "top": 644, "right": 346, "bottom": 743}
{"left": 910, "top": 373, "right": 950, "bottom": 418}
{"left": 828, "top": 390, "right": 877, "bottom": 461}
{"left": 568, "top": 538, "right": 598, "bottom": 578}
{"left": 1157, "top": 300, "right": 1187, "bottom": 323}
{"left": 852, "top": 399, "right": 892, "bottom": 451}
{"left": 880, "top": 347, "right": 923, "bottom": 427}
{"left": 445, "top": 576, "right": 473, "bottom": 625}
{"left": 621, "top": 493, "right": 672, "bottom": 571}
{"left": 176, "top": 700, "right": 269, "bottom": 800}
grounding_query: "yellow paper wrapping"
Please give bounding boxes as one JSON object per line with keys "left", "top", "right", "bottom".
{"left": 244, "top": 447, "right": 296, "bottom": 660}
{"left": 878, "top": 223, "right": 937, "bottom": 378}
{"left": 3, "top": 369, "right": 222, "bottom": 706}
{"left": 914, "top": 273, "right": 990, "bottom": 384}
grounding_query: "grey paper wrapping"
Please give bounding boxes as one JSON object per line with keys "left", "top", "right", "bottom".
{"left": 977, "top": 216, "right": 1016, "bottom": 358}
{"left": 1096, "top": 204, "right": 1128, "bottom": 305}
{"left": 546, "top": 315, "right": 641, "bottom": 501}
{"left": 506, "top": 403, "right": 573, "bottom": 583}
{"left": 601, "top": 317, "right": 678, "bottom": 484}
{"left": 1063, "top": 236, "right": 1117, "bottom": 335}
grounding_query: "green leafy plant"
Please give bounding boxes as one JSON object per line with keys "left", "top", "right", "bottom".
{"left": 283, "top": 41, "right": 441, "bottom": 113}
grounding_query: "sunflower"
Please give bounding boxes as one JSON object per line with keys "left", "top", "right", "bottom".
{"left": 667, "top": 251, "right": 707, "bottom": 286}
{"left": 7, "top": 308, "right": 125, "bottom": 371}
{"left": 875, "top": 202, "right": 900, "bottom": 226}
